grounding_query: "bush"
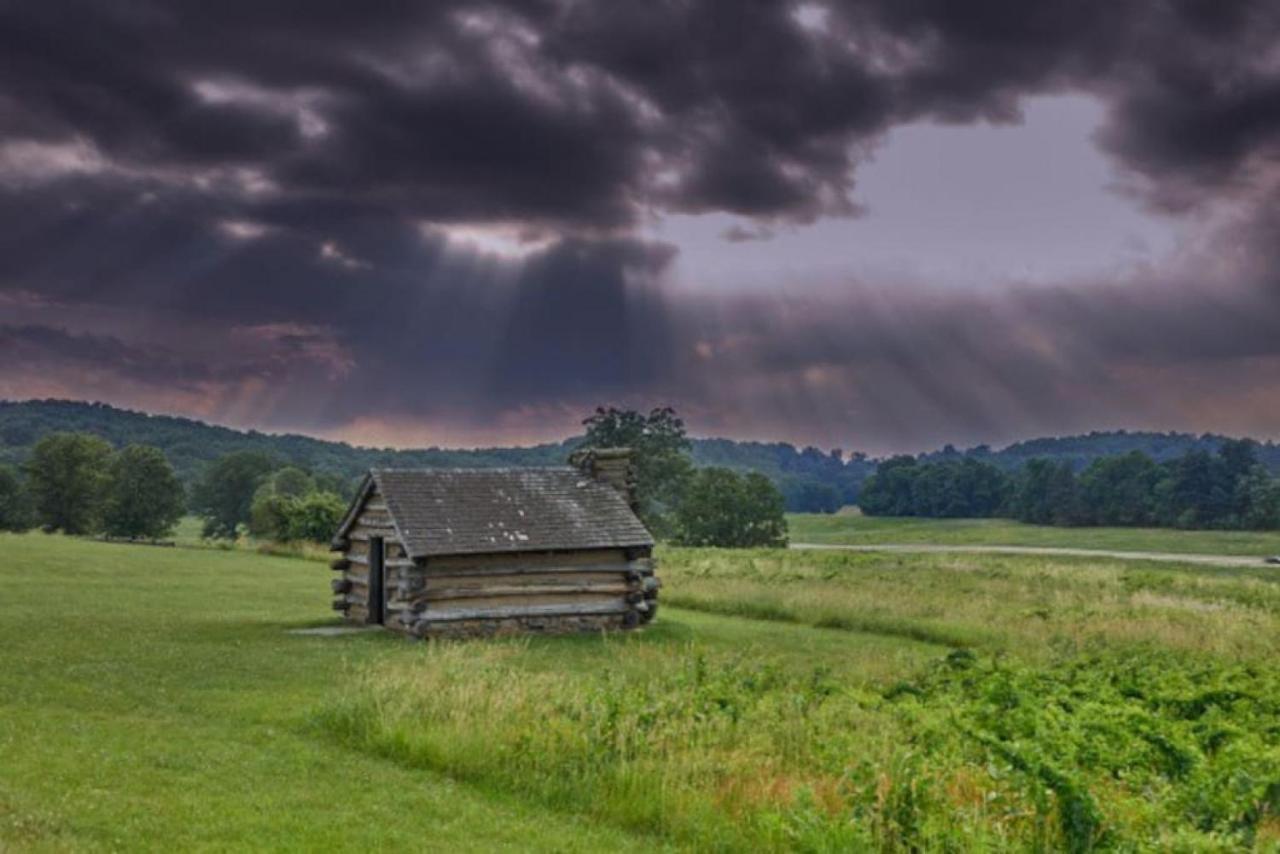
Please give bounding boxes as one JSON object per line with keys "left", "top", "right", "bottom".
{"left": 282, "top": 491, "right": 346, "bottom": 543}
{"left": 673, "top": 467, "right": 788, "bottom": 547}
{"left": 249, "top": 488, "right": 345, "bottom": 544}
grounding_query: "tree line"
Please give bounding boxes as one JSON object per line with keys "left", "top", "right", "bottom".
{"left": 860, "top": 439, "right": 1280, "bottom": 529}
{"left": 0, "top": 433, "right": 349, "bottom": 542}
{"left": 0, "top": 399, "right": 867, "bottom": 513}
{"left": 1, "top": 407, "right": 789, "bottom": 549}
{"left": 0, "top": 433, "right": 185, "bottom": 538}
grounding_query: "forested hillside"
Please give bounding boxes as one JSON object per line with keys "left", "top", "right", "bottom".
{"left": 922, "top": 431, "right": 1280, "bottom": 473}
{"left": 0, "top": 400, "right": 871, "bottom": 510}
{"left": 5, "top": 400, "right": 1280, "bottom": 513}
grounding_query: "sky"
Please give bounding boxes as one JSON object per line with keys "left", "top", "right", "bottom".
{"left": 1, "top": 1, "right": 1279, "bottom": 455}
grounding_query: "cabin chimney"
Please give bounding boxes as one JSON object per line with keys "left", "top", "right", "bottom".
{"left": 569, "top": 447, "right": 637, "bottom": 510}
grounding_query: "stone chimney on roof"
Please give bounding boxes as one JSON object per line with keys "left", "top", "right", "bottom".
{"left": 569, "top": 447, "right": 637, "bottom": 511}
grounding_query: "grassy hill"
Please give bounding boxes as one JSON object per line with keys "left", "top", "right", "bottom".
{"left": 2, "top": 534, "right": 1277, "bottom": 849}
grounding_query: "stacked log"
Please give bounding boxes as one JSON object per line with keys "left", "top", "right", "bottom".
{"left": 403, "top": 549, "right": 655, "bottom": 638}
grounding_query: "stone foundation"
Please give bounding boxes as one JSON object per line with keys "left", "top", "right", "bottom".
{"left": 408, "top": 612, "right": 632, "bottom": 639}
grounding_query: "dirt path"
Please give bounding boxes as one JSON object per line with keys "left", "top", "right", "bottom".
{"left": 789, "top": 542, "right": 1278, "bottom": 568}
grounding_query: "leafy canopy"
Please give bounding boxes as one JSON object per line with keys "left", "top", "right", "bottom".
{"left": 102, "top": 445, "right": 186, "bottom": 539}
{"left": 581, "top": 406, "right": 692, "bottom": 535}
{"left": 0, "top": 464, "right": 34, "bottom": 532}
{"left": 673, "top": 467, "right": 788, "bottom": 548}
{"left": 192, "top": 451, "right": 276, "bottom": 539}
{"left": 24, "top": 432, "right": 113, "bottom": 534}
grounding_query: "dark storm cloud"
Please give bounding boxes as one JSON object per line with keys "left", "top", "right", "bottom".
{"left": 2, "top": 1, "right": 1280, "bottom": 447}
{"left": 0, "top": 324, "right": 229, "bottom": 388}
{"left": 7, "top": 0, "right": 1276, "bottom": 229}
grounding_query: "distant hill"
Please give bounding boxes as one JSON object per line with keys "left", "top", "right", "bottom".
{"left": 918, "top": 431, "right": 1280, "bottom": 473}
{"left": 0, "top": 400, "right": 872, "bottom": 511}
{"left": 3, "top": 400, "right": 1278, "bottom": 512}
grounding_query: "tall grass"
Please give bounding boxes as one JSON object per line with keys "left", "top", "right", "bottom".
{"left": 661, "top": 548, "right": 1280, "bottom": 661}
{"left": 787, "top": 513, "right": 1280, "bottom": 556}
{"left": 314, "top": 547, "right": 1280, "bottom": 850}
{"left": 318, "top": 641, "right": 1280, "bottom": 851}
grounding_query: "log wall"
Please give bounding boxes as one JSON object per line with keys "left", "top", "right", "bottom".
{"left": 330, "top": 489, "right": 413, "bottom": 628}
{"left": 401, "top": 547, "right": 657, "bottom": 638}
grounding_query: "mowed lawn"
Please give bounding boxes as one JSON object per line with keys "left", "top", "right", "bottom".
{"left": 3, "top": 534, "right": 1279, "bottom": 850}
{"left": 789, "top": 512, "right": 1280, "bottom": 556}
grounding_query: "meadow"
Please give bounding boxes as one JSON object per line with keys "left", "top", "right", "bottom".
{"left": 789, "top": 512, "right": 1280, "bottom": 557}
{"left": 1, "top": 533, "right": 1278, "bottom": 851}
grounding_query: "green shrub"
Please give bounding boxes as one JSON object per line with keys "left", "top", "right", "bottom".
{"left": 282, "top": 491, "right": 345, "bottom": 543}
{"left": 673, "top": 468, "right": 788, "bottom": 548}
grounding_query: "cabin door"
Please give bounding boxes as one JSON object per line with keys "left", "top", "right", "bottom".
{"left": 368, "top": 536, "right": 386, "bottom": 625}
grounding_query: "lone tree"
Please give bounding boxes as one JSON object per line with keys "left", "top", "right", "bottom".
{"left": 0, "top": 464, "right": 34, "bottom": 532}
{"left": 102, "top": 445, "right": 186, "bottom": 540}
{"left": 581, "top": 406, "right": 692, "bottom": 536}
{"left": 673, "top": 467, "right": 788, "bottom": 548}
{"left": 192, "top": 451, "right": 276, "bottom": 538}
{"left": 24, "top": 432, "right": 113, "bottom": 534}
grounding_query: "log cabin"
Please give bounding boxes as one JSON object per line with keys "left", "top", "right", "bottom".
{"left": 328, "top": 448, "right": 658, "bottom": 637}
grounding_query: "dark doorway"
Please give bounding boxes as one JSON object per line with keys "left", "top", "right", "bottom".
{"left": 368, "top": 536, "right": 385, "bottom": 625}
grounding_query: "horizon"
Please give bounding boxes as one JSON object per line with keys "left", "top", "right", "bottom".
{"left": 4, "top": 396, "right": 1276, "bottom": 461}
{"left": 3, "top": 4, "right": 1279, "bottom": 454}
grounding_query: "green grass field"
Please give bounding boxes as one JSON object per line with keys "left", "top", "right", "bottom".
{"left": 789, "top": 512, "right": 1280, "bottom": 556}
{"left": 2, "top": 533, "right": 1278, "bottom": 850}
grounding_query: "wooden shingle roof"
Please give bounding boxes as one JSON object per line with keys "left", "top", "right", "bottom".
{"left": 333, "top": 467, "right": 654, "bottom": 559}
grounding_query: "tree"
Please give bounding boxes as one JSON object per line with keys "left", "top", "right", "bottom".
{"left": 1046, "top": 461, "right": 1083, "bottom": 526}
{"left": 858, "top": 455, "right": 918, "bottom": 516}
{"left": 1010, "top": 459, "right": 1057, "bottom": 525}
{"left": 24, "top": 432, "right": 113, "bottom": 534}
{"left": 1078, "top": 451, "right": 1160, "bottom": 526}
{"left": 248, "top": 467, "right": 318, "bottom": 539}
{"left": 192, "top": 451, "right": 276, "bottom": 538}
{"left": 1237, "top": 466, "right": 1280, "bottom": 530}
{"left": 673, "top": 467, "right": 788, "bottom": 548}
{"left": 282, "top": 491, "right": 346, "bottom": 543}
{"left": 102, "top": 445, "right": 186, "bottom": 539}
{"left": 249, "top": 491, "right": 293, "bottom": 540}
{"left": 581, "top": 406, "right": 693, "bottom": 535}
{"left": 270, "top": 466, "right": 315, "bottom": 498}
{"left": 1155, "top": 450, "right": 1216, "bottom": 528}
{"left": 0, "top": 464, "right": 34, "bottom": 532}
{"left": 779, "top": 477, "right": 841, "bottom": 513}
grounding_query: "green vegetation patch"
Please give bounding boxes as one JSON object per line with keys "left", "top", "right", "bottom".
{"left": 661, "top": 547, "right": 1280, "bottom": 662}
{"left": 319, "top": 642, "right": 1280, "bottom": 851}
